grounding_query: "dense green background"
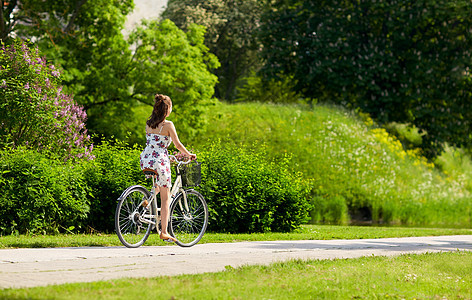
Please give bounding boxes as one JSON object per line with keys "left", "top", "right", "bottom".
{"left": 0, "top": 0, "right": 471, "bottom": 234}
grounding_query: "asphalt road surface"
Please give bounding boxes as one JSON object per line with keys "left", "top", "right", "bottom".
{"left": 1, "top": 235, "right": 471, "bottom": 288}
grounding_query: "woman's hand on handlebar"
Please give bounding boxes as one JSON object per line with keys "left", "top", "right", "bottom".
{"left": 170, "top": 152, "right": 196, "bottom": 162}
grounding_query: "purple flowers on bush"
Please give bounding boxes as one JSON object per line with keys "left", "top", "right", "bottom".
{"left": 0, "top": 40, "right": 93, "bottom": 161}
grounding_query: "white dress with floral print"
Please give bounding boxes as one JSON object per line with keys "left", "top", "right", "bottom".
{"left": 140, "top": 133, "right": 172, "bottom": 188}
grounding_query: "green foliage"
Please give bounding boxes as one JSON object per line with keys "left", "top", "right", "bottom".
{"left": 384, "top": 122, "right": 425, "bottom": 150}
{"left": 0, "top": 40, "right": 93, "bottom": 161}
{"left": 11, "top": 0, "right": 133, "bottom": 95}
{"left": 10, "top": 0, "right": 134, "bottom": 111}
{"left": 0, "top": 148, "right": 89, "bottom": 234}
{"left": 435, "top": 145, "right": 472, "bottom": 192}
{"left": 87, "top": 140, "right": 313, "bottom": 233}
{"left": 125, "top": 19, "right": 219, "bottom": 140}
{"left": 0, "top": 140, "right": 147, "bottom": 234}
{"left": 81, "top": 140, "right": 146, "bottom": 232}
{"left": 198, "top": 102, "right": 472, "bottom": 227}
{"left": 2, "top": 102, "right": 471, "bottom": 234}
{"left": 235, "top": 72, "right": 305, "bottom": 104}
{"left": 310, "top": 195, "right": 349, "bottom": 225}
{"left": 163, "top": 0, "right": 265, "bottom": 100}
{"left": 8, "top": 2, "right": 219, "bottom": 143}
{"left": 0, "top": 137, "right": 312, "bottom": 234}
{"left": 259, "top": 0, "right": 472, "bottom": 156}
{"left": 76, "top": 18, "right": 219, "bottom": 143}
{"left": 197, "top": 142, "right": 312, "bottom": 233}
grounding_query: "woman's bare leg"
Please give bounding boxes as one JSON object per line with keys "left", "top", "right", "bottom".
{"left": 159, "top": 186, "right": 176, "bottom": 242}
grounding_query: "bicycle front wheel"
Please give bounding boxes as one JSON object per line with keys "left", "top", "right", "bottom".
{"left": 115, "top": 185, "right": 153, "bottom": 248}
{"left": 169, "top": 189, "right": 208, "bottom": 247}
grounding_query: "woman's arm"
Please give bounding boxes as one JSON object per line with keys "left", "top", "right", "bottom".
{"left": 168, "top": 122, "right": 196, "bottom": 160}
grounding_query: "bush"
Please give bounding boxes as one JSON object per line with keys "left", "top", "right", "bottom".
{"left": 0, "top": 148, "right": 89, "bottom": 234}
{"left": 82, "top": 140, "right": 146, "bottom": 232}
{"left": 0, "top": 138, "right": 312, "bottom": 234}
{"left": 385, "top": 122, "right": 425, "bottom": 151}
{"left": 84, "top": 141, "right": 314, "bottom": 233}
{"left": 0, "top": 141, "right": 148, "bottom": 234}
{"left": 197, "top": 142, "right": 312, "bottom": 233}
{"left": 310, "top": 195, "right": 349, "bottom": 225}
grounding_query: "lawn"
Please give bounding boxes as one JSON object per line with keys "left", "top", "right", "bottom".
{"left": 1, "top": 225, "right": 471, "bottom": 299}
{"left": 1, "top": 251, "right": 470, "bottom": 299}
{"left": 1, "top": 225, "right": 471, "bottom": 248}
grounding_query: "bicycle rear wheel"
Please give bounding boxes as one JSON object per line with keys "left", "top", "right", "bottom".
{"left": 169, "top": 189, "right": 208, "bottom": 247}
{"left": 115, "top": 186, "right": 153, "bottom": 248}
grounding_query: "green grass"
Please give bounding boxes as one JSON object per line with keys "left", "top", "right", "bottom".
{"left": 1, "top": 251, "right": 471, "bottom": 299}
{"left": 1, "top": 225, "right": 471, "bottom": 248}
{"left": 190, "top": 102, "right": 472, "bottom": 227}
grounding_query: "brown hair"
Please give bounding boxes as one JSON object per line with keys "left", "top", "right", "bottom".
{"left": 147, "top": 94, "right": 172, "bottom": 129}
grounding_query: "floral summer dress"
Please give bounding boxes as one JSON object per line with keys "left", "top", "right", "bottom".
{"left": 139, "top": 126, "right": 173, "bottom": 188}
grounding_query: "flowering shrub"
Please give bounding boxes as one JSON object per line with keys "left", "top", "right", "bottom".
{"left": 0, "top": 40, "right": 93, "bottom": 161}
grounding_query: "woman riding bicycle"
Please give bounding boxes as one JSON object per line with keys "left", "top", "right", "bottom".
{"left": 139, "top": 94, "right": 196, "bottom": 242}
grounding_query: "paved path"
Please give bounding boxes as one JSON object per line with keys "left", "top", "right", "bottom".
{"left": 1, "top": 235, "right": 471, "bottom": 288}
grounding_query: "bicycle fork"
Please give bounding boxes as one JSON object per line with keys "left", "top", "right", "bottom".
{"left": 170, "top": 176, "right": 190, "bottom": 213}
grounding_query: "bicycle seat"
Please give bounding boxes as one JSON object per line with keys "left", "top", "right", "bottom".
{"left": 142, "top": 168, "right": 158, "bottom": 176}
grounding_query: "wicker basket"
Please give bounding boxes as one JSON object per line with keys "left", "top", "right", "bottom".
{"left": 179, "top": 161, "right": 202, "bottom": 187}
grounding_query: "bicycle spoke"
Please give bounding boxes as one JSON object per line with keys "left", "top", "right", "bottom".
{"left": 120, "top": 219, "right": 134, "bottom": 234}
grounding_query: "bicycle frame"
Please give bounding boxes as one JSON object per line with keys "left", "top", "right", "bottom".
{"left": 115, "top": 157, "right": 208, "bottom": 248}
{"left": 171, "top": 169, "right": 190, "bottom": 212}
{"left": 140, "top": 164, "right": 188, "bottom": 232}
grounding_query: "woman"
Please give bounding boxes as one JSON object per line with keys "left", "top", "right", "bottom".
{"left": 140, "top": 94, "right": 196, "bottom": 242}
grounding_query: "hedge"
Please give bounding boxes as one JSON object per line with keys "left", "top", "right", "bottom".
{"left": 0, "top": 142, "right": 312, "bottom": 234}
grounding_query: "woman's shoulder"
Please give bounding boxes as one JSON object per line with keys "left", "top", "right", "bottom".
{"left": 163, "top": 120, "right": 175, "bottom": 129}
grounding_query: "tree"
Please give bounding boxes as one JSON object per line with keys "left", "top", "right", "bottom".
{"left": 90, "top": 19, "right": 219, "bottom": 141}
{"left": 162, "top": 0, "right": 265, "bottom": 101}
{"left": 0, "top": 39, "right": 92, "bottom": 160}
{"left": 1, "top": 0, "right": 135, "bottom": 138}
{"left": 11, "top": 1, "right": 133, "bottom": 103}
{"left": 0, "top": 0, "right": 16, "bottom": 41}
{"left": 3, "top": 1, "right": 219, "bottom": 142}
{"left": 260, "top": 0, "right": 472, "bottom": 156}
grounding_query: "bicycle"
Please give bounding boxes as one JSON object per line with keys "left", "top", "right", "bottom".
{"left": 115, "top": 156, "right": 208, "bottom": 248}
